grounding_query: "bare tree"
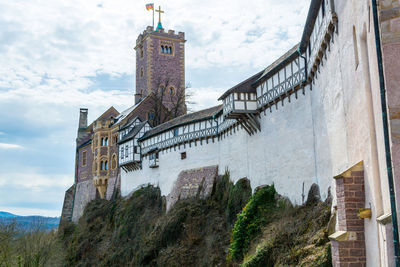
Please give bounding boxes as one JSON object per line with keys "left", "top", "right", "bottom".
{"left": 147, "top": 78, "right": 195, "bottom": 126}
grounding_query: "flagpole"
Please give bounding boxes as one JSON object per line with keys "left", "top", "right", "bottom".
{"left": 152, "top": 5, "right": 154, "bottom": 29}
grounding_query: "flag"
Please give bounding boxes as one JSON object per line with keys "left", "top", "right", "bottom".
{"left": 146, "top": 3, "right": 154, "bottom": 10}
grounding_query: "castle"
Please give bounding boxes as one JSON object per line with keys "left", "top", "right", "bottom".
{"left": 61, "top": 0, "right": 400, "bottom": 266}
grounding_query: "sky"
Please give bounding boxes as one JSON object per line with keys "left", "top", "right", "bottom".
{"left": 0, "top": 0, "right": 310, "bottom": 217}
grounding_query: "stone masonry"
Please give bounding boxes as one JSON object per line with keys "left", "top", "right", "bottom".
{"left": 166, "top": 165, "right": 218, "bottom": 211}
{"left": 330, "top": 162, "right": 367, "bottom": 267}
{"left": 135, "top": 26, "right": 186, "bottom": 113}
{"left": 59, "top": 185, "right": 75, "bottom": 226}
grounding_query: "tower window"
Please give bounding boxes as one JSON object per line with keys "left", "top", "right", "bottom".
{"left": 169, "top": 86, "right": 175, "bottom": 95}
{"left": 140, "top": 67, "right": 144, "bottom": 77}
{"left": 105, "top": 161, "right": 108, "bottom": 170}
{"left": 82, "top": 151, "right": 87, "bottom": 166}
{"left": 101, "top": 161, "right": 104, "bottom": 170}
{"left": 160, "top": 44, "right": 173, "bottom": 55}
{"left": 105, "top": 137, "right": 108, "bottom": 146}
{"left": 140, "top": 47, "right": 144, "bottom": 58}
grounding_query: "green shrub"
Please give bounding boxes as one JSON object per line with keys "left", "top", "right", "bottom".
{"left": 228, "top": 185, "right": 277, "bottom": 262}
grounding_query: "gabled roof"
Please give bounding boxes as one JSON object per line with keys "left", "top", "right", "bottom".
{"left": 118, "top": 121, "right": 148, "bottom": 144}
{"left": 119, "top": 116, "right": 141, "bottom": 131}
{"left": 87, "top": 106, "right": 120, "bottom": 129}
{"left": 140, "top": 105, "right": 223, "bottom": 141}
{"left": 218, "top": 71, "right": 264, "bottom": 100}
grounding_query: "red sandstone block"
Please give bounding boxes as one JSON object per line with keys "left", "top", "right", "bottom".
{"left": 345, "top": 203, "right": 357, "bottom": 208}
{"left": 346, "top": 185, "right": 364, "bottom": 191}
{"left": 353, "top": 178, "right": 364, "bottom": 184}
{"left": 345, "top": 197, "right": 364, "bottom": 203}
{"left": 339, "top": 242, "right": 355, "bottom": 248}
{"left": 352, "top": 241, "right": 366, "bottom": 248}
{"left": 343, "top": 178, "right": 354, "bottom": 184}
{"left": 345, "top": 191, "right": 355, "bottom": 197}
{"left": 350, "top": 249, "right": 365, "bottom": 256}
{"left": 349, "top": 263, "right": 364, "bottom": 267}
{"left": 356, "top": 232, "right": 365, "bottom": 241}
{"left": 339, "top": 249, "right": 350, "bottom": 256}
{"left": 354, "top": 191, "right": 365, "bottom": 198}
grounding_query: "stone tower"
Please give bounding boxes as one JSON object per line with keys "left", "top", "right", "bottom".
{"left": 134, "top": 26, "right": 186, "bottom": 115}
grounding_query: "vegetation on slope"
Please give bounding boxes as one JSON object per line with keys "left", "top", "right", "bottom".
{"left": 60, "top": 173, "right": 252, "bottom": 267}
{"left": 1, "top": 173, "right": 332, "bottom": 267}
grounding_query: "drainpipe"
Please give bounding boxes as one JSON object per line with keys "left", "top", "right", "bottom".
{"left": 371, "top": 0, "right": 400, "bottom": 265}
{"left": 297, "top": 48, "right": 308, "bottom": 83}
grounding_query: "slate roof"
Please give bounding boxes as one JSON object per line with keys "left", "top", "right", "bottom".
{"left": 256, "top": 44, "right": 300, "bottom": 83}
{"left": 118, "top": 121, "right": 148, "bottom": 144}
{"left": 140, "top": 105, "right": 223, "bottom": 140}
{"left": 218, "top": 70, "right": 264, "bottom": 100}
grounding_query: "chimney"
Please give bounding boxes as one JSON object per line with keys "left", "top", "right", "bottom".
{"left": 78, "top": 108, "right": 88, "bottom": 129}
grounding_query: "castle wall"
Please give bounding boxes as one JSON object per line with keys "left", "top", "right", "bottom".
{"left": 122, "top": 90, "right": 318, "bottom": 206}
{"left": 71, "top": 179, "right": 97, "bottom": 223}
{"left": 121, "top": 1, "right": 399, "bottom": 265}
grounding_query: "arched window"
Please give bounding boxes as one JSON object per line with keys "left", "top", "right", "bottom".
{"left": 168, "top": 46, "right": 172, "bottom": 54}
{"left": 140, "top": 67, "right": 144, "bottom": 77}
{"left": 161, "top": 45, "right": 164, "bottom": 53}
{"left": 105, "top": 161, "right": 108, "bottom": 170}
{"left": 111, "top": 154, "right": 117, "bottom": 169}
{"left": 158, "top": 86, "right": 164, "bottom": 95}
{"left": 105, "top": 137, "right": 108, "bottom": 146}
{"left": 101, "top": 138, "right": 104, "bottom": 146}
{"left": 169, "top": 87, "right": 175, "bottom": 95}
{"left": 140, "top": 47, "right": 144, "bottom": 58}
{"left": 101, "top": 161, "right": 105, "bottom": 170}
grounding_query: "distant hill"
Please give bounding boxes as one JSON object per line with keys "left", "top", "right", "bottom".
{"left": 0, "top": 211, "right": 60, "bottom": 231}
{"left": 0, "top": 211, "right": 18, "bottom": 218}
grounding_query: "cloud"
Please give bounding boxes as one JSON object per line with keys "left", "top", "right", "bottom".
{"left": 0, "top": 143, "right": 23, "bottom": 149}
{"left": 0, "top": 0, "right": 312, "bottom": 216}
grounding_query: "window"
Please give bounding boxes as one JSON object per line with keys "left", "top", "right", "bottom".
{"left": 101, "top": 138, "right": 104, "bottom": 146}
{"left": 105, "top": 137, "right": 108, "bottom": 146}
{"left": 111, "top": 154, "right": 117, "bottom": 169}
{"left": 104, "top": 161, "right": 108, "bottom": 170}
{"left": 82, "top": 151, "right": 87, "bottom": 166}
{"left": 173, "top": 128, "right": 179, "bottom": 136}
{"left": 140, "top": 47, "right": 144, "bottom": 58}
{"left": 125, "top": 145, "right": 128, "bottom": 158}
{"left": 181, "top": 152, "right": 186, "bottom": 160}
{"left": 321, "top": 0, "right": 325, "bottom": 17}
{"left": 158, "top": 86, "right": 164, "bottom": 95}
{"left": 140, "top": 67, "right": 144, "bottom": 77}
{"left": 148, "top": 112, "right": 155, "bottom": 121}
{"left": 169, "top": 86, "right": 175, "bottom": 95}
{"left": 160, "top": 44, "right": 173, "bottom": 55}
{"left": 101, "top": 161, "right": 105, "bottom": 170}
{"left": 120, "top": 147, "right": 124, "bottom": 159}
{"left": 134, "top": 146, "right": 138, "bottom": 153}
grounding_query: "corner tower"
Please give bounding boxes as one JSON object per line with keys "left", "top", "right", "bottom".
{"left": 134, "top": 26, "right": 186, "bottom": 116}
